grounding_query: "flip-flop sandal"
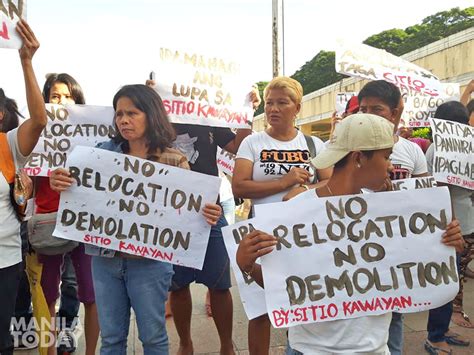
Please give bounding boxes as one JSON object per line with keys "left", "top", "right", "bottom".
{"left": 451, "top": 311, "right": 474, "bottom": 328}
{"left": 424, "top": 340, "right": 452, "bottom": 355}
{"left": 465, "top": 267, "right": 474, "bottom": 279}
{"left": 444, "top": 332, "right": 470, "bottom": 347}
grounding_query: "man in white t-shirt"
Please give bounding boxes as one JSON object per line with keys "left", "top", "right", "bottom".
{"left": 358, "top": 80, "right": 428, "bottom": 355}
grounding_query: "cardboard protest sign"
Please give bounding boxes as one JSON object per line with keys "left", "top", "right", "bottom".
{"left": 430, "top": 118, "right": 474, "bottom": 190}
{"left": 24, "top": 104, "right": 115, "bottom": 176}
{"left": 391, "top": 176, "right": 437, "bottom": 191}
{"left": 335, "top": 92, "right": 357, "bottom": 116}
{"left": 0, "top": 0, "right": 26, "bottom": 49}
{"left": 53, "top": 146, "right": 220, "bottom": 269}
{"left": 216, "top": 148, "right": 236, "bottom": 176}
{"left": 241, "top": 187, "right": 458, "bottom": 328}
{"left": 222, "top": 221, "right": 267, "bottom": 319}
{"left": 401, "top": 83, "right": 460, "bottom": 128}
{"left": 334, "top": 42, "right": 460, "bottom": 127}
{"left": 335, "top": 41, "right": 443, "bottom": 97}
{"left": 153, "top": 48, "right": 254, "bottom": 129}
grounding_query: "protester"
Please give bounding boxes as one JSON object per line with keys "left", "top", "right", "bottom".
{"left": 146, "top": 78, "right": 260, "bottom": 355}
{"left": 357, "top": 80, "right": 429, "bottom": 354}
{"left": 232, "top": 76, "right": 330, "bottom": 354}
{"left": 49, "top": 84, "right": 223, "bottom": 354}
{"left": 424, "top": 101, "right": 474, "bottom": 355}
{"left": 0, "top": 86, "right": 36, "bottom": 352}
{"left": 204, "top": 172, "right": 236, "bottom": 317}
{"left": 328, "top": 96, "right": 359, "bottom": 142}
{"left": 0, "top": 19, "right": 47, "bottom": 355}
{"left": 397, "top": 127, "right": 431, "bottom": 153}
{"left": 235, "top": 113, "right": 465, "bottom": 354}
{"left": 33, "top": 72, "right": 99, "bottom": 355}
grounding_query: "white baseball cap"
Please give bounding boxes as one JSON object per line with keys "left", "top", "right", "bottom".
{"left": 312, "top": 113, "right": 395, "bottom": 169}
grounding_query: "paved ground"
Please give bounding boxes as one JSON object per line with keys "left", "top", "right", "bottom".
{"left": 15, "top": 272, "right": 474, "bottom": 354}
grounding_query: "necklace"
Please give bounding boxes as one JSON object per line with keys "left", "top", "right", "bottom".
{"left": 326, "top": 183, "right": 334, "bottom": 196}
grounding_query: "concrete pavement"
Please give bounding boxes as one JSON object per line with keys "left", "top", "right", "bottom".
{"left": 15, "top": 271, "right": 474, "bottom": 354}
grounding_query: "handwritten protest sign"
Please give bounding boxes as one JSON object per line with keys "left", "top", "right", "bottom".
{"left": 153, "top": 48, "right": 254, "bottom": 129}
{"left": 222, "top": 222, "right": 267, "bottom": 319}
{"left": 335, "top": 92, "right": 357, "bottom": 116}
{"left": 24, "top": 104, "right": 115, "bottom": 176}
{"left": 334, "top": 42, "right": 461, "bottom": 127}
{"left": 335, "top": 40, "right": 443, "bottom": 97}
{"left": 0, "top": 0, "right": 25, "bottom": 49}
{"left": 391, "top": 176, "right": 437, "bottom": 191}
{"left": 401, "top": 83, "right": 460, "bottom": 128}
{"left": 216, "top": 148, "right": 236, "bottom": 176}
{"left": 232, "top": 187, "right": 458, "bottom": 328}
{"left": 430, "top": 118, "right": 474, "bottom": 190}
{"left": 53, "top": 146, "right": 221, "bottom": 269}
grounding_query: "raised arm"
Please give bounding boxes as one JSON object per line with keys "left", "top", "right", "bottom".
{"left": 222, "top": 86, "right": 260, "bottom": 154}
{"left": 460, "top": 80, "right": 474, "bottom": 107}
{"left": 16, "top": 20, "right": 47, "bottom": 156}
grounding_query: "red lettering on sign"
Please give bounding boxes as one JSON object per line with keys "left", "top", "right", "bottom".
{"left": 0, "top": 21, "right": 10, "bottom": 40}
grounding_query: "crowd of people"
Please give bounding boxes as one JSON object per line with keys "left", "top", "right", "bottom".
{"left": 0, "top": 20, "right": 473, "bottom": 355}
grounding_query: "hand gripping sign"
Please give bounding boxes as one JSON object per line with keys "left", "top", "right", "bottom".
{"left": 54, "top": 146, "right": 221, "bottom": 270}
{"left": 227, "top": 187, "right": 458, "bottom": 328}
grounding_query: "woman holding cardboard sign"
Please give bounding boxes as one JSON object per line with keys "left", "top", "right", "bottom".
{"left": 30, "top": 72, "right": 99, "bottom": 355}
{"left": 50, "top": 84, "right": 222, "bottom": 355}
{"left": 0, "top": 19, "right": 47, "bottom": 355}
{"left": 235, "top": 114, "right": 464, "bottom": 354}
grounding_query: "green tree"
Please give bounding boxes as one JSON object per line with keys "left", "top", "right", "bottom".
{"left": 276, "top": 6, "right": 473, "bottom": 96}
{"left": 364, "top": 29, "right": 408, "bottom": 55}
{"left": 254, "top": 81, "right": 268, "bottom": 115}
{"left": 291, "top": 50, "right": 346, "bottom": 94}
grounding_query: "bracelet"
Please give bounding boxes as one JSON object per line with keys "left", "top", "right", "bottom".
{"left": 300, "top": 184, "right": 309, "bottom": 191}
{"left": 242, "top": 264, "right": 255, "bottom": 277}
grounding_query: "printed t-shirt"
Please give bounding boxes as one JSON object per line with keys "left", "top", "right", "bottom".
{"left": 173, "top": 124, "right": 235, "bottom": 176}
{"left": 286, "top": 188, "right": 391, "bottom": 354}
{"left": 0, "top": 129, "right": 29, "bottom": 268}
{"left": 389, "top": 137, "right": 427, "bottom": 180}
{"left": 236, "top": 131, "right": 325, "bottom": 205}
{"left": 426, "top": 144, "right": 473, "bottom": 235}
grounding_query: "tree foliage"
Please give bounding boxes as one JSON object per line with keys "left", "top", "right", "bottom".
{"left": 364, "top": 7, "right": 474, "bottom": 55}
{"left": 282, "top": 7, "right": 473, "bottom": 97}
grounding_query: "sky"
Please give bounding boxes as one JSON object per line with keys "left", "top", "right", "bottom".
{"left": 1, "top": 0, "right": 472, "bottom": 110}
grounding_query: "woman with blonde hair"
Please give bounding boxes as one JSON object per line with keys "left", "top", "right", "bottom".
{"left": 232, "top": 76, "right": 330, "bottom": 354}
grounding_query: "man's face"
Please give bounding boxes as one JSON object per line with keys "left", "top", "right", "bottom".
{"left": 359, "top": 97, "right": 398, "bottom": 128}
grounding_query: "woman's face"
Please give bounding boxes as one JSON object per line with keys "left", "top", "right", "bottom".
{"left": 115, "top": 96, "right": 148, "bottom": 143}
{"left": 49, "top": 82, "right": 75, "bottom": 105}
{"left": 359, "top": 148, "right": 393, "bottom": 191}
{"left": 264, "top": 88, "right": 300, "bottom": 128}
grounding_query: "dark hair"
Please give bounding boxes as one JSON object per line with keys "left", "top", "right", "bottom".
{"left": 334, "top": 150, "right": 375, "bottom": 169}
{"left": 42, "top": 73, "right": 85, "bottom": 104}
{"left": 0, "top": 88, "right": 22, "bottom": 132}
{"left": 466, "top": 99, "right": 474, "bottom": 116}
{"left": 358, "top": 80, "right": 401, "bottom": 110}
{"left": 435, "top": 101, "right": 469, "bottom": 125}
{"left": 112, "top": 84, "right": 176, "bottom": 157}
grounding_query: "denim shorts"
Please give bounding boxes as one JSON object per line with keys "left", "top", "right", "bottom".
{"left": 170, "top": 215, "right": 231, "bottom": 291}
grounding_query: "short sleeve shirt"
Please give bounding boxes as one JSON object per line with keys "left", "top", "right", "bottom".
{"left": 0, "top": 129, "right": 29, "bottom": 268}
{"left": 173, "top": 124, "right": 235, "bottom": 176}
{"left": 236, "top": 131, "right": 325, "bottom": 205}
{"left": 389, "top": 137, "right": 428, "bottom": 180}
